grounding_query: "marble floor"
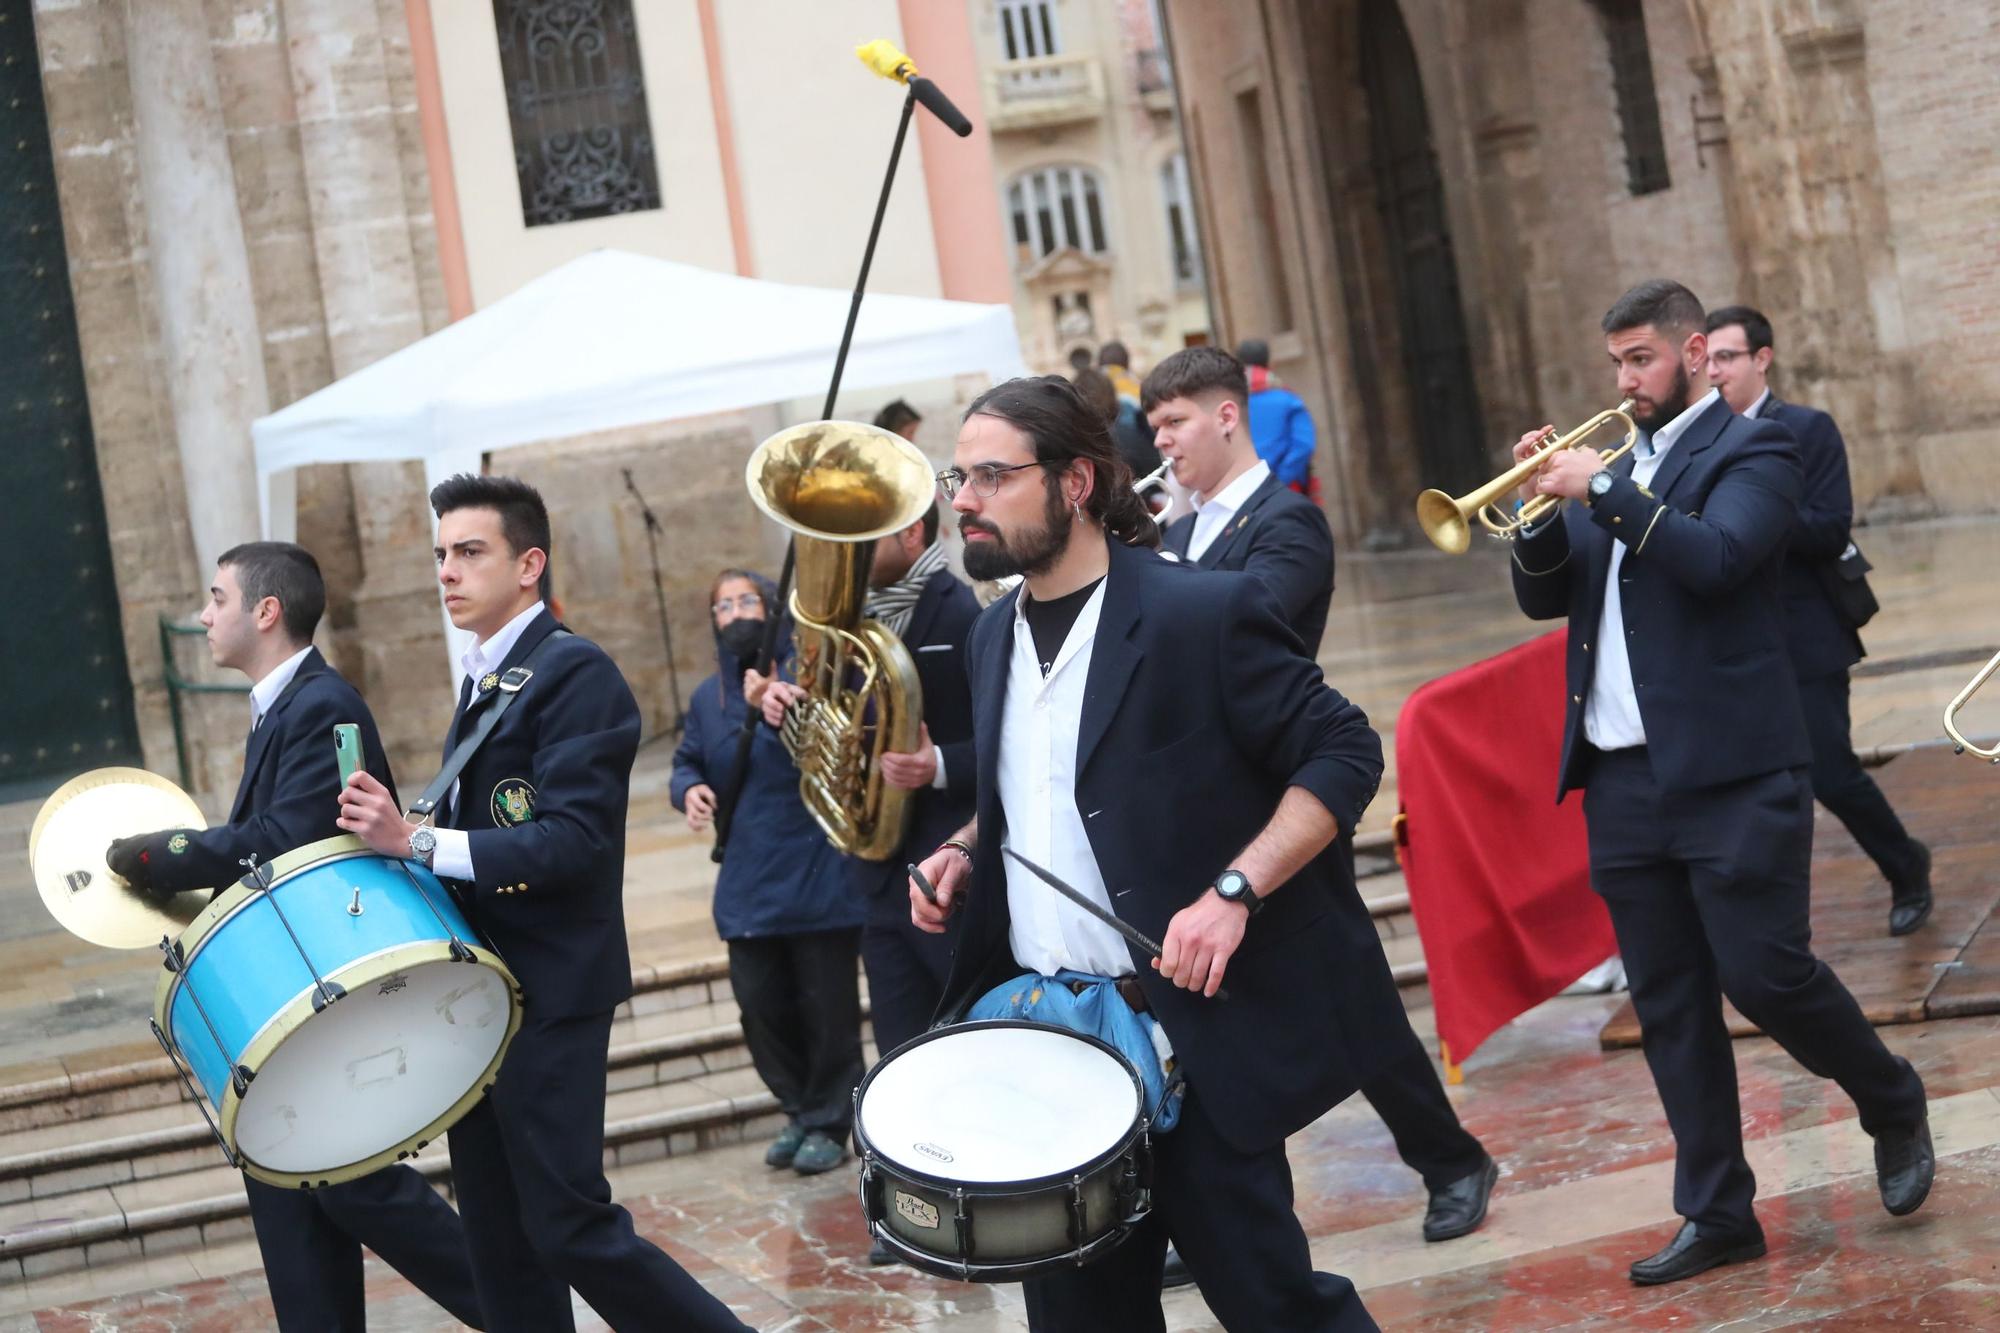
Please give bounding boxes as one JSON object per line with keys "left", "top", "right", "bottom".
{"left": 7, "top": 516, "right": 2000, "bottom": 1329}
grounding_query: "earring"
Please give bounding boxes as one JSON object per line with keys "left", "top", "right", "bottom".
{"left": 1072, "top": 496, "right": 1084, "bottom": 521}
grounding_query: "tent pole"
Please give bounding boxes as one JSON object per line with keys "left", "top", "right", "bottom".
{"left": 711, "top": 86, "right": 919, "bottom": 864}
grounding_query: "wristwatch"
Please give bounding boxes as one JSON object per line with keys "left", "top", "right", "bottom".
{"left": 1585, "top": 470, "right": 1616, "bottom": 505}
{"left": 1212, "top": 868, "right": 1262, "bottom": 917}
{"left": 407, "top": 825, "right": 438, "bottom": 870}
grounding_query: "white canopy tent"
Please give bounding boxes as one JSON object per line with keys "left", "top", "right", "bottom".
{"left": 250, "top": 248, "right": 1028, "bottom": 662}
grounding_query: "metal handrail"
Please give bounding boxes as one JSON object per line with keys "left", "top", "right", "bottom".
{"left": 159, "top": 615, "right": 249, "bottom": 790}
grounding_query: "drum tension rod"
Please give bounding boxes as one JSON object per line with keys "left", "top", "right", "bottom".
{"left": 158, "top": 933, "right": 249, "bottom": 1097}
{"left": 238, "top": 855, "right": 347, "bottom": 1013}
{"left": 953, "top": 1187, "right": 973, "bottom": 1280}
{"left": 1067, "top": 1173, "right": 1088, "bottom": 1259}
{"left": 150, "top": 1016, "right": 238, "bottom": 1168}
{"left": 392, "top": 862, "right": 479, "bottom": 963}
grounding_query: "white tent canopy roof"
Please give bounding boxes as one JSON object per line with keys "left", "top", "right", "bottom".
{"left": 250, "top": 248, "right": 1026, "bottom": 673}
{"left": 251, "top": 248, "right": 1028, "bottom": 529}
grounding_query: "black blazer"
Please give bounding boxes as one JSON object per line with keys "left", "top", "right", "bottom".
{"left": 1161, "top": 470, "right": 1335, "bottom": 653}
{"left": 152, "top": 648, "right": 395, "bottom": 896}
{"left": 1760, "top": 396, "right": 1865, "bottom": 679}
{"left": 438, "top": 609, "right": 639, "bottom": 1019}
{"left": 849, "top": 568, "right": 981, "bottom": 901}
{"left": 937, "top": 539, "right": 1403, "bottom": 1154}
{"left": 1512, "top": 395, "right": 1811, "bottom": 798}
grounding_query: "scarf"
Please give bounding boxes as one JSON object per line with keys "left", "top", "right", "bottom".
{"left": 863, "top": 541, "right": 948, "bottom": 637}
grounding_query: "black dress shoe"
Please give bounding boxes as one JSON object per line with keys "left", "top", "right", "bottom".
{"left": 1628, "top": 1220, "right": 1766, "bottom": 1286}
{"left": 1422, "top": 1155, "right": 1499, "bottom": 1242}
{"left": 1889, "top": 842, "right": 1934, "bottom": 936}
{"left": 1876, "top": 1109, "right": 1935, "bottom": 1216}
{"left": 1160, "top": 1244, "right": 1195, "bottom": 1290}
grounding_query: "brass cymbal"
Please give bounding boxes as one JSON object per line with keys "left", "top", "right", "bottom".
{"left": 28, "top": 767, "right": 211, "bottom": 949}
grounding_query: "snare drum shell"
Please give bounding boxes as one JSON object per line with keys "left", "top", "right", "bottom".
{"left": 853, "top": 1021, "right": 1151, "bottom": 1281}
{"left": 154, "top": 836, "right": 521, "bottom": 1188}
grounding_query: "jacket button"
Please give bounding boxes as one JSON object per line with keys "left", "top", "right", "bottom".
{"left": 1572, "top": 694, "right": 1581, "bottom": 704}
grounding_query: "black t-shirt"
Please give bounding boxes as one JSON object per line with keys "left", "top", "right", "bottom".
{"left": 1022, "top": 577, "right": 1105, "bottom": 677}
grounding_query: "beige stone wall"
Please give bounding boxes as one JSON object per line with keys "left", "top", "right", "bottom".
{"left": 33, "top": 0, "right": 453, "bottom": 799}
{"left": 1164, "top": 0, "right": 2000, "bottom": 541}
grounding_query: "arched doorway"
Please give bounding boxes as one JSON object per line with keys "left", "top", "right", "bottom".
{"left": 1358, "top": 0, "right": 1486, "bottom": 496}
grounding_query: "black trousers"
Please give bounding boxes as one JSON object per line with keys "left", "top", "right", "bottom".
{"left": 446, "top": 1008, "right": 749, "bottom": 1333}
{"left": 1582, "top": 748, "right": 1926, "bottom": 1235}
{"left": 1798, "top": 670, "right": 1924, "bottom": 887}
{"left": 1357, "top": 1029, "right": 1487, "bottom": 1191}
{"left": 726, "top": 928, "right": 864, "bottom": 1134}
{"left": 1023, "top": 1084, "right": 1377, "bottom": 1332}
{"left": 860, "top": 898, "right": 956, "bottom": 1058}
{"left": 247, "top": 1167, "right": 485, "bottom": 1332}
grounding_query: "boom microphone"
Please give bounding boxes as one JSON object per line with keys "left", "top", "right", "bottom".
{"left": 855, "top": 38, "right": 974, "bottom": 137}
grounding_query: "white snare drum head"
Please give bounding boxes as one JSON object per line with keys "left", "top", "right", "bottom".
{"left": 235, "top": 958, "right": 511, "bottom": 1174}
{"left": 860, "top": 1025, "right": 1140, "bottom": 1184}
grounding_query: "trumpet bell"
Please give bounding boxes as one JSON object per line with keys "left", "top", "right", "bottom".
{"left": 1415, "top": 489, "right": 1473, "bottom": 556}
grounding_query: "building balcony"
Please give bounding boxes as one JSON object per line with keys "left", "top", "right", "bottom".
{"left": 1135, "top": 48, "right": 1176, "bottom": 114}
{"left": 987, "top": 55, "right": 1107, "bottom": 133}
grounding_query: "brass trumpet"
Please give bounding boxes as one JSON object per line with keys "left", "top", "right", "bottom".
{"left": 1133, "top": 458, "right": 1173, "bottom": 527}
{"left": 1416, "top": 401, "right": 1638, "bottom": 554}
{"left": 1944, "top": 648, "right": 2000, "bottom": 761}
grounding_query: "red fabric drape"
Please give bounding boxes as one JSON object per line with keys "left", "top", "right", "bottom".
{"left": 1394, "top": 628, "right": 1614, "bottom": 1068}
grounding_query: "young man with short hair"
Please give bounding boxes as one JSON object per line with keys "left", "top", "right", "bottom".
{"left": 337, "top": 476, "right": 748, "bottom": 1332}
{"left": 107, "top": 541, "right": 484, "bottom": 1333}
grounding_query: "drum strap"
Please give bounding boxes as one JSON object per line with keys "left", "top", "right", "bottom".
{"left": 408, "top": 630, "right": 573, "bottom": 822}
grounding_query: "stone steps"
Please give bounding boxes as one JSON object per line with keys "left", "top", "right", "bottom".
{"left": 0, "top": 876, "right": 1425, "bottom": 1283}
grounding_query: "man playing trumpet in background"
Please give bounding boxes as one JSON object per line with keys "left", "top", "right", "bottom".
{"left": 1504, "top": 279, "right": 1932, "bottom": 1285}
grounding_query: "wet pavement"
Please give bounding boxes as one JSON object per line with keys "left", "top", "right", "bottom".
{"left": 5, "top": 516, "right": 1999, "bottom": 1329}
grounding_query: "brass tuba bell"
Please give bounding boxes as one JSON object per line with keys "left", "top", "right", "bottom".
{"left": 745, "top": 421, "right": 937, "bottom": 860}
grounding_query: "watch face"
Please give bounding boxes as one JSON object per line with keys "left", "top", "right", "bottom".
{"left": 1216, "top": 870, "right": 1249, "bottom": 899}
{"left": 1589, "top": 471, "right": 1613, "bottom": 496}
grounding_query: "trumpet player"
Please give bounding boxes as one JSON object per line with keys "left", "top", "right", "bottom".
{"left": 1509, "top": 279, "right": 1932, "bottom": 1285}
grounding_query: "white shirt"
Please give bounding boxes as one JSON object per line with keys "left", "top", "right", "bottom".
{"left": 1186, "top": 460, "right": 1270, "bottom": 562}
{"left": 249, "top": 646, "right": 314, "bottom": 731}
{"left": 1745, "top": 387, "right": 1772, "bottom": 419}
{"left": 1583, "top": 389, "right": 1718, "bottom": 750}
{"left": 432, "top": 600, "right": 546, "bottom": 880}
{"left": 998, "top": 579, "right": 1132, "bottom": 978}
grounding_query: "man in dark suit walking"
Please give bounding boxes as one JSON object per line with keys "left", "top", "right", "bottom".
{"left": 338, "top": 476, "right": 748, "bottom": 1333}
{"left": 759, "top": 501, "right": 979, "bottom": 1063}
{"left": 1510, "top": 280, "right": 1932, "bottom": 1285}
{"left": 108, "top": 541, "right": 484, "bottom": 1333}
{"left": 1144, "top": 347, "right": 1497, "bottom": 1252}
{"left": 1705, "top": 304, "right": 1931, "bottom": 935}
{"left": 909, "top": 376, "right": 1400, "bottom": 1331}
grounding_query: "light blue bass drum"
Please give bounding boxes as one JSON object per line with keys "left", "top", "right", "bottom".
{"left": 152, "top": 835, "right": 522, "bottom": 1188}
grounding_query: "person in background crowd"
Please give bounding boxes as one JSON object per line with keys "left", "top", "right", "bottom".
{"left": 1099, "top": 339, "right": 1142, "bottom": 404}
{"left": 874, "top": 399, "right": 922, "bottom": 443}
{"left": 672, "top": 569, "right": 865, "bottom": 1179}
{"left": 1235, "top": 338, "right": 1319, "bottom": 501}
{"left": 1704, "top": 304, "right": 1931, "bottom": 937}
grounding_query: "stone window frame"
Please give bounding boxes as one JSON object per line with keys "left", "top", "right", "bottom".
{"left": 998, "top": 0, "right": 1063, "bottom": 61}
{"left": 1593, "top": 0, "right": 1672, "bottom": 196}
{"left": 1006, "top": 164, "right": 1112, "bottom": 264}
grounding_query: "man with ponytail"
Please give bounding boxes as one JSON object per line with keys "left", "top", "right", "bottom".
{"left": 907, "top": 376, "right": 1398, "bottom": 1330}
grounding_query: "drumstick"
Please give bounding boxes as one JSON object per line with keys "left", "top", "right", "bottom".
{"left": 1002, "top": 848, "right": 1228, "bottom": 1001}
{"left": 906, "top": 862, "right": 939, "bottom": 905}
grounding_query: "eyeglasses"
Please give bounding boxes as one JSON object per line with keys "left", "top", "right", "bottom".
{"left": 937, "top": 461, "right": 1046, "bottom": 499}
{"left": 1706, "top": 349, "right": 1750, "bottom": 367}
{"left": 711, "top": 593, "right": 764, "bottom": 617}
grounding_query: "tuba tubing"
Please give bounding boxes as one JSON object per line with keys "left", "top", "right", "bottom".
{"left": 745, "top": 421, "right": 938, "bottom": 859}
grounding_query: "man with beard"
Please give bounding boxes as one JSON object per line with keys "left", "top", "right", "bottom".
{"left": 908, "top": 376, "right": 1400, "bottom": 1331}
{"left": 1510, "top": 280, "right": 1932, "bottom": 1285}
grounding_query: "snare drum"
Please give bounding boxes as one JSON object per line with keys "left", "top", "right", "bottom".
{"left": 153, "top": 835, "right": 521, "bottom": 1188}
{"left": 854, "top": 1020, "right": 1151, "bottom": 1281}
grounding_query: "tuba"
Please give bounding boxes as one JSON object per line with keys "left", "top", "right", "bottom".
{"left": 746, "top": 421, "right": 937, "bottom": 860}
